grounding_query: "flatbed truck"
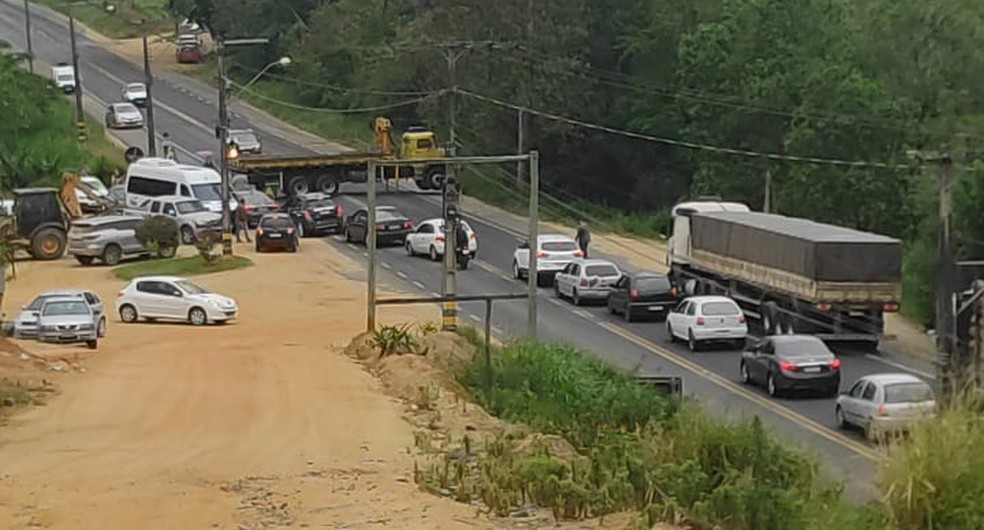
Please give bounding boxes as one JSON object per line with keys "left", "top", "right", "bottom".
{"left": 666, "top": 199, "right": 903, "bottom": 350}
{"left": 228, "top": 117, "right": 449, "bottom": 196}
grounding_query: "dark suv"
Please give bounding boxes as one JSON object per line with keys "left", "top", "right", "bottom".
{"left": 281, "top": 192, "right": 343, "bottom": 237}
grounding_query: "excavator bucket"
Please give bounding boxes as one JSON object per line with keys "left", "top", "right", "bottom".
{"left": 59, "top": 171, "right": 84, "bottom": 219}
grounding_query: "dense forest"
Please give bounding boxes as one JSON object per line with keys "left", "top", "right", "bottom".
{"left": 172, "top": 0, "right": 984, "bottom": 323}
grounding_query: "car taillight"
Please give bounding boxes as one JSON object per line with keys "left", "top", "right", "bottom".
{"left": 244, "top": 204, "right": 254, "bottom": 210}
{"left": 436, "top": 235, "right": 445, "bottom": 242}
{"left": 117, "top": 291, "right": 124, "bottom": 297}
{"left": 270, "top": 203, "right": 279, "bottom": 210}
{"left": 287, "top": 227, "right": 295, "bottom": 234}
{"left": 778, "top": 360, "right": 796, "bottom": 372}
{"left": 670, "top": 286, "right": 678, "bottom": 296}
{"left": 829, "top": 358, "right": 841, "bottom": 369}
{"left": 883, "top": 302, "right": 900, "bottom": 313}
{"left": 303, "top": 211, "right": 312, "bottom": 221}
{"left": 877, "top": 404, "right": 888, "bottom": 416}
{"left": 630, "top": 288, "right": 639, "bottom": 300}
{"left": 535, "top": 251, "right": 547, "bottom": 258}
{"left": 376, "top": 223, "right": 385, "bottom": 230}
{"left": 404, "top": 220, "right": 412, "bottom": 228}
{"left": 695, "top": 316, "right": 705, "bottom": 326}
{"left": 579, "top": 278, "right": 589, "bottom": 287}
{"left": 336, "top": 205, "right": 344, "bottom": 217}
{"left": 815, "top": 303, "right": 831, "bottom": 311}
{"left": 738, "top": 314, "right": 746, "bottom": 323}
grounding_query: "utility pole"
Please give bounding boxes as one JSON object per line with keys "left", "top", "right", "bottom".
{"left": 763, "top": 169, "right": 772, "bottom": 213}
{"left": 527, "top": 150, "right": 540, "bottom": 338}
{"left": 441, "top": 152, "right": 461, "bottom": 331}
{"left": 517, "top": 0, "right": 533, "bottom": 186}
{"left": 367, "top": 160, "right": 378, "bottom": 331}
{"left": 23, "top": 0, "right": 33, "bottom": 73}
{"left": 937, "top": 151, "right": 956, "bottom": 399}
{"left": 216, "top": 37, "right": 270, "bottom": 256}
{"left": 517, "top": 110, "right": 525, "bottom": 186}
{"left": 69, "top": 15, "right": 86, "bottom": 143}
{"left": 140, "top": 23, "right": 157, "bottom": 156}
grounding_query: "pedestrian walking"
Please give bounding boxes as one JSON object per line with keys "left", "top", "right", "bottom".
{"left": 161, "top": 132, "right": 176, "bottom": 161}
{"left": 575, "top": 219, "right": 591, "bottom": 258}
{"left": 234, "top": 204, "right": 251, "bottom": 243}
{"left": 455, "top": 220, "right": 470, "bottom": 270}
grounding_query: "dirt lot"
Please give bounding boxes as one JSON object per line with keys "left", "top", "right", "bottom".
{"left": 0, "top": 238, "right": 661, "bottom": 529}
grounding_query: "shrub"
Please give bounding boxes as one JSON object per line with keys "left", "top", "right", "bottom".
{"left": 194, "top": 230, "right": 222, "bottom": 265}
{"left": 370, "top": 324, "right": 423, "bottom": 356}
{"left": 135, "top": 215, "right": 179, "bottom": 257}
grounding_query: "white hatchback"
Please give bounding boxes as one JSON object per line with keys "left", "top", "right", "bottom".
{"left": 835, "top": 373, "right": 936, "bottom": 441}
{"left": 404, "top": 218, "right": 478, "bottom": 260}
{"left": 115, "top": 275, "right": 238, "bottom": 326}
{"left": 512, "top": 234, "right": 583, "bottom": 285}
{"left": 666, "top": 295, "right": 747, "bottom": 351}
{"left": 554, "top": 259, "right": 622, "bottom": 305}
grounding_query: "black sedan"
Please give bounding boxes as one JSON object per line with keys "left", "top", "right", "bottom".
{"left": 607, "top": 272, "right": 678, "bottom": 322}
{"left": 235, "top": 189, "right": 280, "bottom": 228}
{"left": 255, "top": 213, "right": 299, "bottom": 253}
{"left": 739, "top": 335, "right": 841, "bottom": 398}
{"left": 344, "top": 206, "right": 412, "bottom": 246}
{"left": 281, "top": 192, "right": 344, "bottom": 237}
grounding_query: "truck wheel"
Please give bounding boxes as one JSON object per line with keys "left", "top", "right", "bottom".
{"left": 287, "top": 176, "right": 310, "bottom": 196}
{"left": 316, "top": 175, "right": 339, "bottom": 196}
{"left": 426, "top": 170, "right": 445, "bottom": 190}
{"left": 31, "top": 228, "right": 67, "bottom": 260}
{"left": 415, "top": 178, "right": 430, "bottom": 190}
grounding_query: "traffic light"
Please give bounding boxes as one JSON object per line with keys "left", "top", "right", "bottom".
{"left": 226, "top": 141, "right": 240, "bottom": 160}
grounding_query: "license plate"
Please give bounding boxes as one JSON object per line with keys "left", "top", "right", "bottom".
{"left": 648, "top": 307, "right": 664, "bottom": 312}
{"left": 803, "top": 367, "right": 821, "bottom": 373}
{"left": 59, "top": 335, "right": 75, "bottom": 340}
{"left": 268, "top": 233, "right": 282, "bottom": 238}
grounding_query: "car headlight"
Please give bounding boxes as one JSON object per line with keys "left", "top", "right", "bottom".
{"left": 79, "top": 324, "right": 94, "bottom": 331}
{"left": 208, "top": 300, "right": 222, "bottom": 308}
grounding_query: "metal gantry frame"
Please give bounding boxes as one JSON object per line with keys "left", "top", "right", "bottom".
{"left": 366, "top": 152, "right": 540, "bottom": 338}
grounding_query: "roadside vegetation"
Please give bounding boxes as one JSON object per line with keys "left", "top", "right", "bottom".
{"left": 163, "top": 0, "right": 984, "bottom": 329}
{"left": 362, "top": 324, "right": 983, "bottom": 529}
{"left": 35, "top": 0, "right": 174, "bottom": 39}
{"left": 113, "top": 254, "right": 251, "bottom": 280}
{"left": 0, "top": 46, "right": 123, "bottom": 191}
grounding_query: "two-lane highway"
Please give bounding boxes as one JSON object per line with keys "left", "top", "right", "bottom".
{"left": 0, "top": 0, "right": 937, "bottom": 498}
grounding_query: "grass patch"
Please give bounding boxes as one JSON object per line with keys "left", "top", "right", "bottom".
{"left": 36, "top": 0, "right": 174, "bottom": 39}
{"left": 423, "top": 338, "right": 886, "bottom": 528}
{"left": 0, "top": 380, "right": 32, "bottom": 408}
{"left": 113, "top": 255, "right": 252, "bottom": 280}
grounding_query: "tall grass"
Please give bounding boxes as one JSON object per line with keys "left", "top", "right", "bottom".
{"left": 451, "top": 339, "right": 884, "bottom": 528}
{"left": 878, "top": 394, "right": 984, "bottom": 530}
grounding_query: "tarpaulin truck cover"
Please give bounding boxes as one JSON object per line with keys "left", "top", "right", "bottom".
{"left": 690, "top": 211, "right": 902, "bottom": 283}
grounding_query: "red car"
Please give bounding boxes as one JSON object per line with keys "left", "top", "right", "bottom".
{"left": 176, "top": 46, "right": 203, "bottom": 64}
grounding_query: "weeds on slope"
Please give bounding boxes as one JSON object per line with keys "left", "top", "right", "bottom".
{"left": 438, "top": 336, "right": 884, "bottom": 529}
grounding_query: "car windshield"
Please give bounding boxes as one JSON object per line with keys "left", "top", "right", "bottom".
{"left": 585, "top": 264, "right": 619, "bottom": 277}
{"left": 884, "top": 382, "right": 934, "bottom": 404}
{"left": 305, "top": 198, "right": 335, "bottom": 209}
{"left": 233, "top": 132, "right": 258, "bottom": 144}
{"left": 192, "top": 183, "right": 222, "bottom": 201}
{"left": 42, "top": 301, "right": 89, "bottom": 316}
{"left": 176, "top": 200, "right": 207, "bottom": 214}
{"left": 701, "top": 301, "right": 740, "bottom": 316}
{"left": 261, "top": 217, "right": 294, "bottom": 229}
{"left": 174, "top": 280, "right": 208, "bottom": 295}
{"left": 116, "top": 104, "right": 138, "bottom": 113}
{"left": 776, "top": 337, "right": 830, "bottom": 358}
{"left": 27, "top": 295, "right": 56, "bottom": 311}
{"left": 541, "top": 240, "right": 578, "bottom": 252}
{"left": 636, "top": 276, "right": 671, "bottom": 293}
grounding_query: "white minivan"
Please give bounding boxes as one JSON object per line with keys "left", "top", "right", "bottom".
{"left": 124, "top": 157, "right": 237, "bottom": 214}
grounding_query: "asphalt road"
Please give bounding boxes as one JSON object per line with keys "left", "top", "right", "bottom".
{"left": 0, "top": 0, "right": 940, "bottom": 499}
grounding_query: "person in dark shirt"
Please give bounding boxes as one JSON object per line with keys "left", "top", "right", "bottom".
{"left": 575, "top": 219, "right": 591, "bottom": 258}
{"left": 455, "top": 220, "right": 470, "bottom": 270}
{"left": 234, "top": 204, "right": 251, "bottom": 243}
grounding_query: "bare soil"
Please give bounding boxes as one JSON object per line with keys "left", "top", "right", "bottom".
{"left": 0, "top": 238, "right": 674, "bottom": 529}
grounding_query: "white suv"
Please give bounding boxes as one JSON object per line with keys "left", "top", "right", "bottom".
{"left": 666, "top": 295, "right": 748, "bottom": 352}
{"left": 512, "top": 234, "right": 583, "bottom": 286}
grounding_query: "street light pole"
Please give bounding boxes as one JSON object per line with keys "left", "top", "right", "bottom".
{"left": 69, "top": 14, "right": 86, "bottom": 142}
{"left": 23, "top": 0, "right": 34, "bottom": 74}
{"left": 141, "top": 23, "right": 157, "bottom": 156}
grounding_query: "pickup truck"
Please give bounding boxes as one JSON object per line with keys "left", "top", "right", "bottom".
{"left": 125, "top": 195, "right": 222, "bottom": 245}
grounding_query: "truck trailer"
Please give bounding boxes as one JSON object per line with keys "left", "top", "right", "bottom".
{"left": 228, "top": 117, "right": 448, "bottom": 196}
{"left": 666, "top": 200, "right": 902, "bottom": 349}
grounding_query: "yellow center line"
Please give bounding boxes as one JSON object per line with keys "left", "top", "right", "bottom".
{"left": 598, "top": 322, "right": 884, "bottom": 461}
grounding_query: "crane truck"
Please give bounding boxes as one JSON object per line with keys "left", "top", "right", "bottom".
{"left": 228, "top": 117, "right": 448, "bottom": 196}
{"left": 665, "top": 199, "right": 903, "bottom": 350}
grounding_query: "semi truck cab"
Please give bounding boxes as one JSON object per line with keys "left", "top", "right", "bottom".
{"left": 666, "top": 200, "right": 750, "bottom": 269}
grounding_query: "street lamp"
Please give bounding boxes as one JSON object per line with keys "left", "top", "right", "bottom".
{"left": 237, "top": 56, "right": 291, "bottom": 94}
{"left": 215, "top": 37, "right": 276, "bottom": 255}
{"left": 66, "top": 1, "right": 116, "bottom": 143}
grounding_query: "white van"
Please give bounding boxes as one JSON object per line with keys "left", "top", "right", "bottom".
{"left": 124, "top": 157, "right": 237, "bottom": 214}
{"left": 52, "top": 64, "right": 76, "bottom": 93}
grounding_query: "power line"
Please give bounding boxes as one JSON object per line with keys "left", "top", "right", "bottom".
{"left": 259, "top": 72, "right": 436, "bottom": 96}
{"left": 229, "top": 81, "right": 442, "bottom": 113}
{"left": 457, "top": 88, "right": 916, "bottom": 170}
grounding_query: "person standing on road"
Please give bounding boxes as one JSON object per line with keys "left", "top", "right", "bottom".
{"left": 455, "top": 220, "right": 470, "bottom": 270}
{"left": 575, "top": 219, "right": 591, "bottom": 258}
{"left": 234, "top": 204, "right": 251, "bottom": 243}
{"left": 161, "top": 132, "right": 176, "bottom": 161}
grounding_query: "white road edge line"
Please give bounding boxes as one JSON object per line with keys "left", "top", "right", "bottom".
{"left": 396, "top": 271, "right": 408, "bottom": 279}
{"left": 411, "top": 280, "right": 426, "bottom": 290}
{"left": 468, "top": 314, "right": 482, "bottom": 323}
{"left": 381, "top": 262, "right": 392, "bottom": 269}
{"left": 864, "top": 354, "right": 935, "bottom": 380}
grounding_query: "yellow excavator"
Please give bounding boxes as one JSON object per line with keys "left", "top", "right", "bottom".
{"left": 58, "top": 171, "right": 117, "bottom": 218}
